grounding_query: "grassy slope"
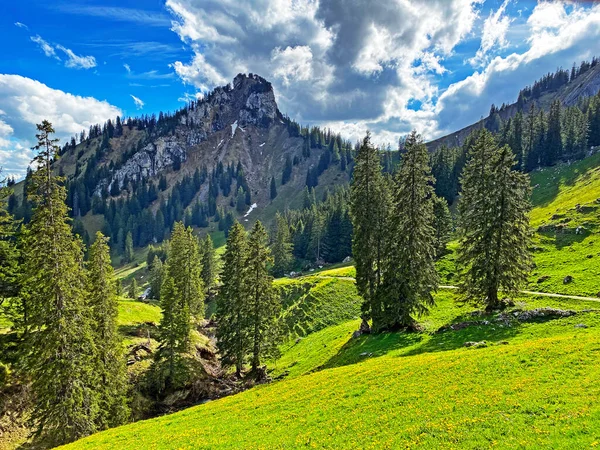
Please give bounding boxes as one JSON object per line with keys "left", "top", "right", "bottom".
{"left": 528, "top": 153, "right": 600, "bottom": 296}
{"left": 276, "top": 276, "right": 361, "bottom": 340}
{"left": 64, "top": 291, "right": 600, "bottom": 449}
{"left": 434, "top": 153, "right": 600, "bottom": 296}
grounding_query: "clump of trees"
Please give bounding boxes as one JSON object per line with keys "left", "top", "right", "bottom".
{"left": 350, "top": 131, "right": 439, "bottom": 331}
{"left": 217, "top": 221, "right": 281, "bottom": 377}
{"left": 350, "top": 128, "right": 533, "bottom": 330}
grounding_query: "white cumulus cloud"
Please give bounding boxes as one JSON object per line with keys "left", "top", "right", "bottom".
{"left": 0, "top": 75, "right": 121, "bottom": 179}
{"left": 470, "top": 0, "right": 513, "bottom": 67}
{"left": 435, "top": 1, "right": 600, "bottom": 137}
{"left": 271, "top": 46, "right": 314, "bottom": 85}
{"left": 165, "top": 0, "right": 482, "bottom": 143}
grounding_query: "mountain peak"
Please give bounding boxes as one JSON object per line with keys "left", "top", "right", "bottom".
{"left": 192, "top": 73, "right": 281, "bottom": 132}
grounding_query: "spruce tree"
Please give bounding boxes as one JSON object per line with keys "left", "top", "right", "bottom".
{"left": 124, "top": 231, "right": 134, "bottom": 262}
{"left": 216, "top": 222, "right": 249, "bottom": 376}
{"left": 153, "top": 222, "right": 202, "bottom": 392}
{"left": 200, "top": 234, "right": 216, "bottom": 291}
{"left": 166, "top": 222, "right": 204, "bottom": 318}
{"left": 457, "top": 130, "right": 532, "bottom": 310}
{"left": 87, "top": 232, "right": 130, "bottom": 429}
{"left": 282, "top": 156, "right": 293, "bottom": 185}
{"left": 246, "top": 221, "right": 281, "bottom": 374}
{"left": 544, "top": 99, "right": 562, "bottom": 165}
{"left": 271, "top": 213, "right": 294, "bottom": 277}
{"left": 0, "top": 173, "right": 19, "bottom": 305}
{"left": 432, "top": 194, "right": 453, "bottom": 259}
{"left": 149, "top": 255, "right": 164, "bottom": 300}
{"left": 379, "top": 131, "right": 438, "bottom": 330}
{"left": 349, "top": 132, "right": 391, "bottom": 329}
{"left": 115, "top": 278, "right": 123, "bottom": 297}
{"left": 22, "top": 121, "right": 98, "bottom": 445}
{"left": 155, "top": 275, "right": 189, "bottom": 391}
{"left": 129, "top": 278, "right": 138, "bottom": 299}
{"left": 270, "top": 176, "right": 277, "bottom": 200}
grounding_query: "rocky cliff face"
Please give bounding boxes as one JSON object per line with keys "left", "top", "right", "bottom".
{"left": 100, "top": 74, "right": 282, "bottom": 194}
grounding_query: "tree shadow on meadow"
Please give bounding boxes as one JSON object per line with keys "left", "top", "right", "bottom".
{"left": 319, "top": 330, "right": 423, "bottom": 371}
{"left": 402, "top": 319, "right": 522, "bottom": 357}
{"left": 318, "top": 310, "right": 529, "bottom": 371}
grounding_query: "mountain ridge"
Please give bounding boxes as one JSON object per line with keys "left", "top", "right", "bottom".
{"left": 427, "top": 60, "right": 600, "bottom": 151}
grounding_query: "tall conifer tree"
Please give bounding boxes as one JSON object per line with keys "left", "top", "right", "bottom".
{"left": 380, "top": 131, "right": 438, "bottom": 329}
{"left": 0, "top": 172, "right": 19, "bottom": 306}
{"left": 457, "top": 130, "right": 532, "bottom": 309}
{"left": 271, "top": 213, "right": 294, "bottom": 277}
{"left": 166, "top": 222, "right": 204, "bottom": 318}
{"left": 246, "top": 221, "right": 280, "bottom": 374}
{"left": 200, "top": 234, "right": 216, "bottom": 292}
{"left": 153, "top": 222, "right": 203, "bottom": 392}
{"left": 216, "top": 222, "right": 249, "bottom": 376}
{"left": 87, "top": 232, "right": 130, "bottom": 429}
{"left": 22, "top": 121, "right": 98, "bottom": 445}
{"left": 349, "top": 132, "right": 391, "bottom": 330}
{"left": 544, "top": 99, "right": 563, "bottom": 165}
{"left": 149, "top": 255, "right": 164, "bottom": 300}
{"left": 432, "top": 194, "right": 453, "bottom": 259}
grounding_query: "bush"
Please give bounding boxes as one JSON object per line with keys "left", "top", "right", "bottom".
{"left": 0, "top": 362, "right": 10, "bottom": 387}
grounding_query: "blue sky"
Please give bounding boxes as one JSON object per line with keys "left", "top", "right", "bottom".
{"left": 1, "top": 0, "right": 600, "bottom": 179}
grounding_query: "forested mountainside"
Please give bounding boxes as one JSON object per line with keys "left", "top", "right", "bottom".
{"left": 428, "top": 57, "right": 600, "bottom": 151}
{"left": 6, "top": 74, "right": 361, "bottom": 262}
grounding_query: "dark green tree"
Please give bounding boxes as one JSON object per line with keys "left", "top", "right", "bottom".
{"left": 0, "top": 172, "right": 19, "bottom": 307}
{"left": 200, "top": 234, "right": 216, "bottom": 291}
{"left": 457, "top": 130, "right": 533, "bottom": 310}
{"left": 379, "top": 130, "right": 438, "bottom": 330}
{"left": 149, "top": 255, "right": 164, "bottom": 300}
{"left": 544, "top": 99, "right": 562, "bottom": 165}
{"left": 216, "top": 222, "right": 249, "bottom": 376}
{"left": 270, "top": 176, "right": 277, "bottom": 200}
{"left": 432, "top": 195, "right": 453, "bottom": 259}
{"left": 166, "top": 222, "right": 204, "bottom": 318}
{"left": 87, "top": 232, "right": 130, "bottom": 429}
{"left": 246, "top": 221, "right": 281, "bottom": 374}
{"left": 152, "top": 222, "right": 203, "bottom": 392}
{"left": 124, "top": 231, "right": 134, "bottom": 263}
{"left": 349, "top": 132, "right": 391, "bottom": 330}
{"left": 22, "top": 121, "right": 99, "bottom": 445}
{"left": 271, "top": 213, "right": 293, "bottom": 277}
{"left": 281, "top": 156, "right": 293, "bottom": 185}
{"left": 129, "top": 278, "right": 138, "bottom": 299}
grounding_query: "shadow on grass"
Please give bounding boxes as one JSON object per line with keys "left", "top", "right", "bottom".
{"left": 319, "top": 331, "right": 423, "bottom": 371}
{"left": 319, "top": 311, "right": 528, "bottom": 371}
{"left": 118, "top": 323, "right": 159, "bottom": 341}
{"left": 550, "top": 230, "right": 588, "bottom": 250}
{"left": 531, "top": 153, "right": 600, "bottom": 209}
{"left": 403, "top": 320, "right": 521, "bottom": 357}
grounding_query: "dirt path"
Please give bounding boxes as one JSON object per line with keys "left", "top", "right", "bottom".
{"left": 313, "top": 277, "right": 600, "bottom": 303}
{"left": 437, "top": 285, "right": 600, "bottom": 302}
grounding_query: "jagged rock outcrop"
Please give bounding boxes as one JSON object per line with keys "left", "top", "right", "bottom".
{"left": 97, "top": 73, "right": 282, "bottom": 195}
